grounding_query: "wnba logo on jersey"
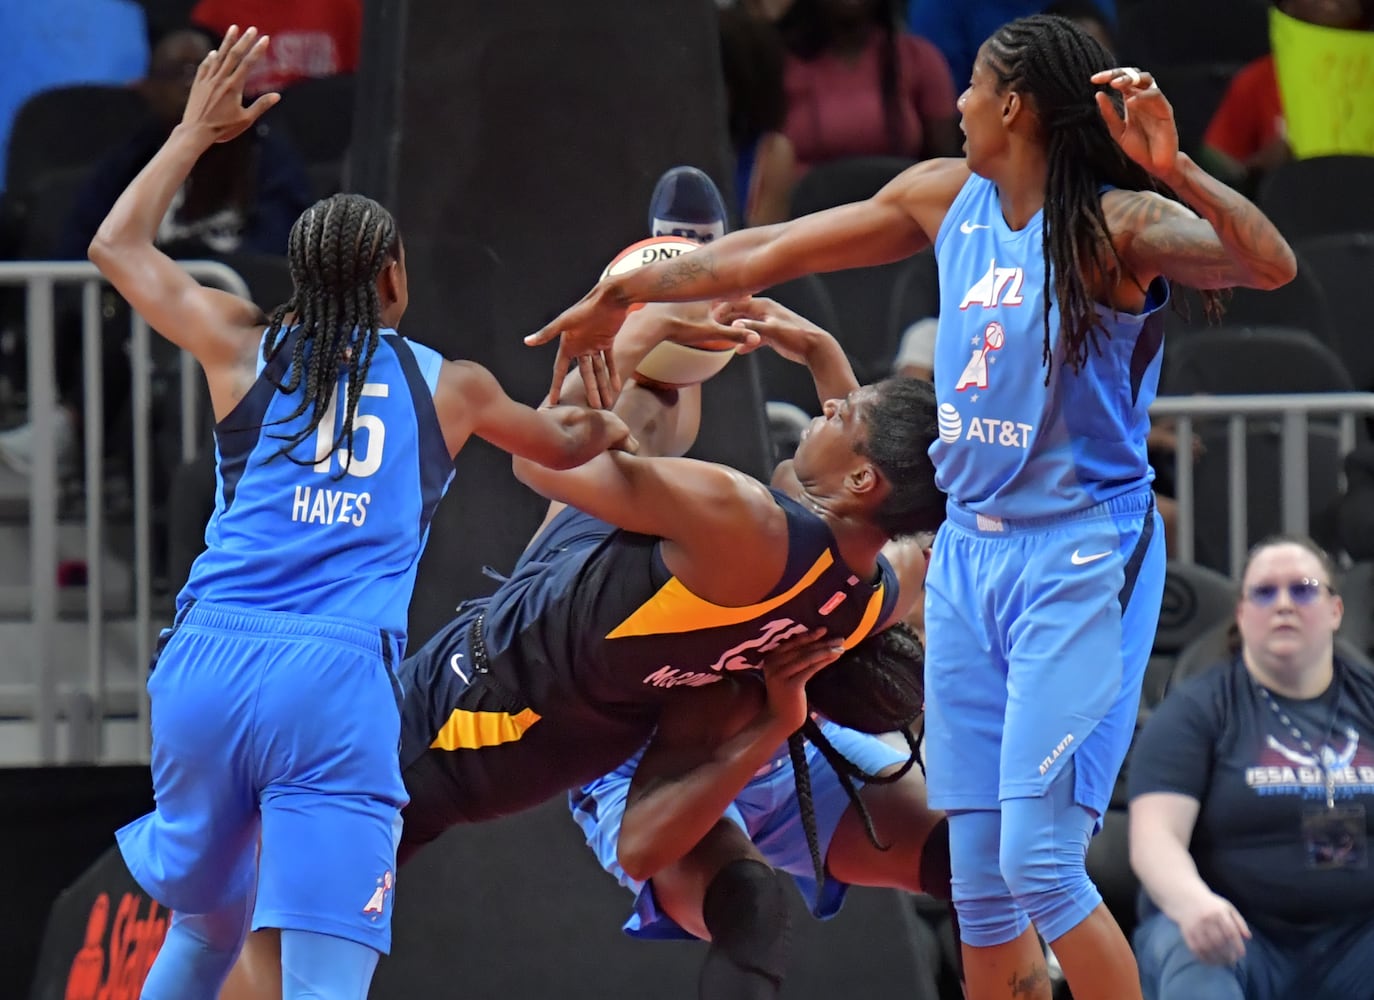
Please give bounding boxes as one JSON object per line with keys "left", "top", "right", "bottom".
{"left": 955, "top": 322, "right": 1005, "bottom": 392}
{"left": 958, "top": 259, "right": 1026, "bottom": 310}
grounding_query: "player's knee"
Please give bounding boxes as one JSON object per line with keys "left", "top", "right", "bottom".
{"left": 701, "top": 858, "right": 792, "bottom": 984}
{"left": 998, "top": 811, "right": 1100, "bottom": 942}
{"left": 918, "top": 817, "right": 952, "bottom": 901}
{"left": 947, "top": 810, "right": 1025, "bottom": 946}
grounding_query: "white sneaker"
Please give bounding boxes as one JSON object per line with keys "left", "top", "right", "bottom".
{"left": 0, "top": 408, "right": 77, "bottom": 476}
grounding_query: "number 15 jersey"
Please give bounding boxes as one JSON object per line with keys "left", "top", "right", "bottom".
{"left": 180, "top": 328, "right": 454, "bottom": 645}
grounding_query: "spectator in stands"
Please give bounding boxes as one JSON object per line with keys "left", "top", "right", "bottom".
{"left": 1199, "top": 0, "right": 1367, "bottom": 196}
{"left": 905, "top": 0, "right": 1116, "bottom": 98}
{"left": 1129, "top": 534, "right": 1374, "bottom": 999}
{"left": 778, "top": 0, "right": 961, "bottom": 172}
{"left": 0, "top": 29, "right": 313, "bottom": 476}
{"left": 719, "top": 6, "right": 797, "bottom": 226}
{"left": 0, "top": 0, "right": 149, "bottom": 194}
{"left": 190, "top": 0, "right": 362, "bottom": 95}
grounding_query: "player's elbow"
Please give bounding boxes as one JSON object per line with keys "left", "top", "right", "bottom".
{"left": 1255, "top": 247, "right": 1298, "bottom": 290}
{"left": 615, "top": 835, "right": 661, "bottom": 884}
{"left": 87, "top": 232, "right": 116, "bottom": 268}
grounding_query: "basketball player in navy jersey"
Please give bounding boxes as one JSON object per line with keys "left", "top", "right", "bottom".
{"left": 87, "top": 28, "right": 639, "bottom": 1000}
{"left": 530, "top": 14, "right": 1297, "bottom": 1000}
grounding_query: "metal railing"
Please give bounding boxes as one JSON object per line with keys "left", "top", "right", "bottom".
{"left": 1150, "top": 392, "right": 1374, "bottom": 579}
{"left": 0, "top": 260, "right": 246, "bottom": 765}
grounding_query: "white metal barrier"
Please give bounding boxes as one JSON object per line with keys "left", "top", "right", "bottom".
{"left": 0, "top": 260, "right": 247, "bottom": 765}
{"left": 1150, "top": 393, "right": 1374, "bottom": 579}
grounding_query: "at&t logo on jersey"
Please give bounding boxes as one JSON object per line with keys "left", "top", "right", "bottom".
{"left": 936, "top": 403, "right": 1033, "bottom": 450}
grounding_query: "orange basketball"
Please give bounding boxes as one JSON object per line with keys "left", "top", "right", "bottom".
{"left": 600, "top": 236, "right": 738, "bottom": 388}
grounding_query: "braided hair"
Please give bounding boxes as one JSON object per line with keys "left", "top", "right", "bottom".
{"left": 261, "top": 193, "right": 401, "bottom": 468}
{"left": 787, "top": 623, "right": 927, "bottom": 900}
{"left": 982, "top": 15, "right": 1223, "bottom": 379}
{"left": 856, "top": 378, "right": 944, "bottom": 538}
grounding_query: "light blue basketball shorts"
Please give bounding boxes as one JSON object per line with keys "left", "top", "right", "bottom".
{"left": 116, "top": 602, "right": 407, "bottom": 953}
{"left": 923, "top": 488, "right": 1165, "bottom": 820}
{"left": 570, "top": 721, "right": 908, "bottom": 939}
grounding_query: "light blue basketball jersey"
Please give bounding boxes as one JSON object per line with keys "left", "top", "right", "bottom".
{"left": 930, "top": 174, "right": 1169, "bottom": 519}
{"left": 180, "top": 328, "right": 454, "bottom": 644}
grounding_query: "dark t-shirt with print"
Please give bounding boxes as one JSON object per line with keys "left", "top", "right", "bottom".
{"left": 1129, "top": 657, "right": 1374, "bottom": 936}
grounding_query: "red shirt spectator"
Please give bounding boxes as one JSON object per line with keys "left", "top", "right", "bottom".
{"left": 783, "top": 31, "right": 956, "bottom": 169}
{"left": 190, "top": 0, "right": 361, "bottom": 94}
{"left": 1202, "top": 54, "right": 1285, "bottom": 165}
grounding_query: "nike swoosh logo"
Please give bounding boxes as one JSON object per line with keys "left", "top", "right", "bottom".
{"left": 1070, "top": 549, "right": 1113, "bottom": 566}
{"left": 449, "top": 653, "right": 469, "bottom": 684}
{"left": 959, "top": 221, "right": 990, "bottom": 234}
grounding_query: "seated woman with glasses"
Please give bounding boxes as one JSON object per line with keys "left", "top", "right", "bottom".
{"left": 1127, "top": 534, "right": 1374, "bottom": 1000}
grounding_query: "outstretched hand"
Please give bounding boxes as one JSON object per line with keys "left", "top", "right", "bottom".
{"left": 712, "top": 297, "right": 828, "bottom": 365}
{"left": 524, "top": 288, "right": 630, "bottom": 408}
{"left": 182, "top": 25, "right": 279, "bottom": 144}
{"left": 1091, "top": 66, "right": 1179, "bottom": 180}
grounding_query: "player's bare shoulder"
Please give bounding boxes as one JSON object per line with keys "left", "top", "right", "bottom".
{"left": 881, "top": 157, "right": 973, "bottom": 240}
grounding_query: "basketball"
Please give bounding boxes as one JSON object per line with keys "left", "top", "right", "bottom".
{"left": 601, "top": 237, "right": 738, "bottom": 389}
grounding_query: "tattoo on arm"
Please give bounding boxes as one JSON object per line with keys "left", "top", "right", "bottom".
{"left": 1106, "top": 170, "right": 1296, "bottom": 291}
{"left": 1007, "top": 962, "right": 1051, "bottom": 998}
{"left": 1167, "top": 164, "right": 1296, "bottom": 288}
{"left": 650, "top": 249, "right": 720, "bottom": 295}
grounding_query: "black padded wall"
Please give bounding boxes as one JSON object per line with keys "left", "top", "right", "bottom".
{"left": 349, "top": 0, "right": 770, "bottom": 643}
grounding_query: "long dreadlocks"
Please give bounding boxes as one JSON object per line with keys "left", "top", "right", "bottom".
{"left": 262, "top": 193, "right": 401, "bottom": 469}
{"left": 982, "top": 15, "right": 1224, "bottom": 379}
{"left": 787, "top": 623, "right": 927, "bottom": 899}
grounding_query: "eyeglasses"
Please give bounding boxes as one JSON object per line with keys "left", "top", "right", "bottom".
{"left": 1243, "top": 578, "right": 1334, "bottom": 607}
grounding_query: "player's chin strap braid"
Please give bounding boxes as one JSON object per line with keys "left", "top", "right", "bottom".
{"left": 699, "top": 858, "right": 792, "bottom": 1000}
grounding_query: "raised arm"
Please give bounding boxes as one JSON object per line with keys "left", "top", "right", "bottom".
{"left": 87, "top": 26, "right": 280, "bottom": 409}
{"left": 528, "top": 157, "right": 969, "bottom": 404}
{"left": 512, "top": 449, "right": 789, "bottom": 602}
{"left": 1093, "top": 67, "right": 1296, "bottom": 292}
{"left": 714, "top": 296, "right": 860, "bottom": 405}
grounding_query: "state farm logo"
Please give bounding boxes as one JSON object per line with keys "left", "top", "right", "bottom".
{"left": 64, "top": 890, "right": 169, "bottom": 1000}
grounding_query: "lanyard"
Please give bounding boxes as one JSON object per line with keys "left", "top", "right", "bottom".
{"left": 1257, "top": 663, "right": 1345, "bottom": 809}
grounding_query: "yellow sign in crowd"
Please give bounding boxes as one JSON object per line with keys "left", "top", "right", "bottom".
{"left": 1271, "top": 6, "right": 1374, "bottom": 159}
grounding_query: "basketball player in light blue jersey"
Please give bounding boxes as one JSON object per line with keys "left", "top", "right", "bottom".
{"left": 532, "top": 14, "right": 1297, "bottom": 999}
{"left": 86, "top": 28, "right": 638, "bottom": 1000}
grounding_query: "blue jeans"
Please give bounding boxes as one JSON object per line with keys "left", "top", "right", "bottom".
{"left": 1134, "top": 909, "right": 1374, "bottom": 1000}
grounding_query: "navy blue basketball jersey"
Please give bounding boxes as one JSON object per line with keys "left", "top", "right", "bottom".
{"left": 931, "top": 174, "right": 1170, "bottom": 519}
{"left": 180, "top": 328, "right": 454, "bottom": 642}
{"left": 479, "top": 492, "right": 901, "bottom": 715}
